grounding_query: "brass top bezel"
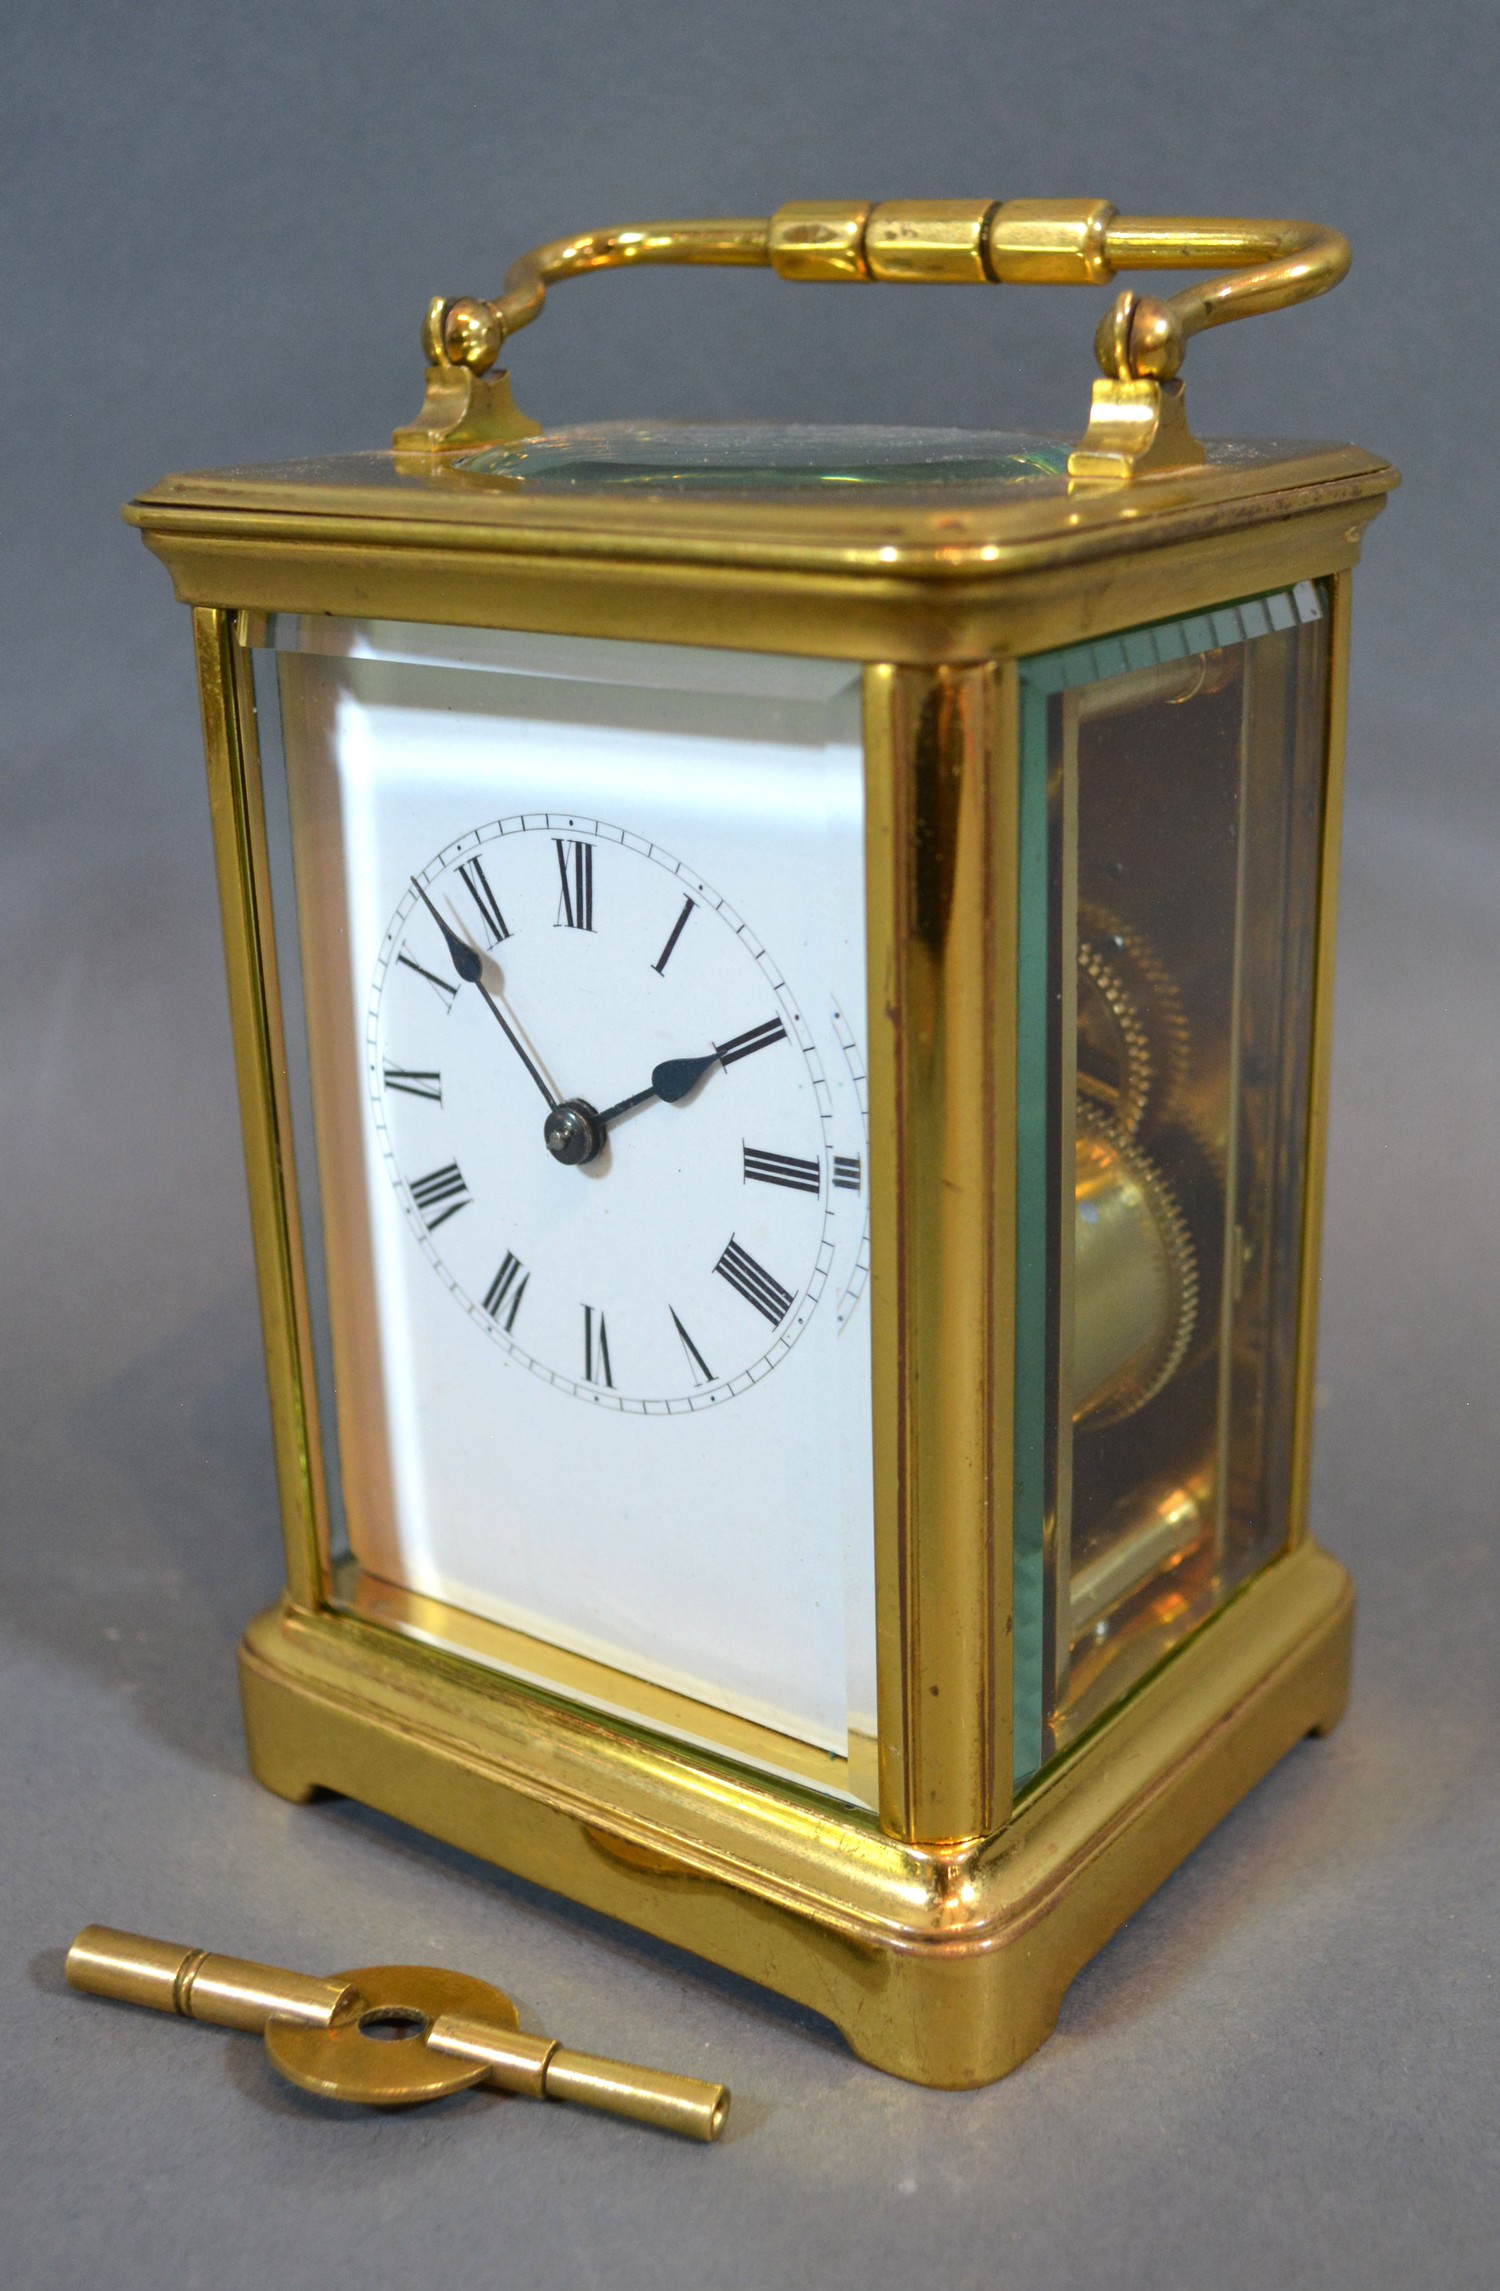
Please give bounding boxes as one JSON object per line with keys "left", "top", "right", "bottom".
{"left": 127, "top": 433, "right": 1395, "bottom": 667}
{"left": 129, "top": 435, "right": 1392, "bottom": 577}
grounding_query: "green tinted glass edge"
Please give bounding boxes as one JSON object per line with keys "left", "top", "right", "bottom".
{"left": 1011, "top": 676, "right": 1051, "bottom": 1789}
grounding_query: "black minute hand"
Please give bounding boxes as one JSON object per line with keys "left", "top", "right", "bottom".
{"left": 595, "top": 1052, "right": 720, "bottom": 1129}
{"left": 411, "top": 878, "right": 558, "bottom": 1112}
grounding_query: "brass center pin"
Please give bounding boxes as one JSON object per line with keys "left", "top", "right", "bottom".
{"left": 66, "top": 1926, "right": 730, "bottom": 2141}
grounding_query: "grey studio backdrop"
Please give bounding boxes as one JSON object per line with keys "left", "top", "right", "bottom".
{"left": 3, "top": 3, "right": 1495, "bottom": 2285}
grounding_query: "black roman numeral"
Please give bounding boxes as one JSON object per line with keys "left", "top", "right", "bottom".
{"left": 743, "top": 1145, "right": 820, "bottom": 1195}
{"left": 669, "top": 1307, "right": 713, "bottom": 1385}
{"left": 833, "top": 1154, "right": 862, "bottom": 1192}
{"left": 583, "top": 1304, "right": 613, "bottom": 1386}
{"left": 714, "top": 1016, "right": 787, "bottom": 1068}
{"left": 554, "top": 839, "right": 595, "bottom": 931}
{"left": 383, "top": 1063, "right": 442, "bottom": 1103}
{"left": 483, "top": 1251, "right": 529, "bottom": 1331}
{"left": 714, "top": 1236, "right": 795, "bottom": 1326}
{"left": 397, "top": 949, "right": 458, "bottom": 1010}
{"left": 652, "top": 895, "right": 695, "bottom": 975}
{"left": 458, "top": 856, "right": 510, "bottom": 947}
{"left": 409, "top": 1162, "right": 470, "bottom": 1230}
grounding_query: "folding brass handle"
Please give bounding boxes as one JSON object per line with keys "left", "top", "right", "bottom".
{"left": 400, "top": 199, "right": 1350, "bottom": 480}
{"left": 429, "top": 202, "right": 1348, "bottom": 380}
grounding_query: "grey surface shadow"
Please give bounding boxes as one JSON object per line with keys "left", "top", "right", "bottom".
{"left": 29, "top": 1945, "right": 72, "bottom": 1998}
{"left": 4, "top": 1291, "right": 286, "bottom": 1781}
{"left": 1048, "top": 1724, "right": 1343, "bottom": 2047}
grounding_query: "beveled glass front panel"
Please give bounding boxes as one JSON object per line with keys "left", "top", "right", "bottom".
{"left": 250, "top": 619, "right": 876, "bottom": 1795}
{"left": 1014, "top": 586, "right": 1330, "bottom": 1783}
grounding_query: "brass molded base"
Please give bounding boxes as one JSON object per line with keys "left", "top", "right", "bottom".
{"left": 239, "top": 1540, "right": 1352, "bottom": 2088}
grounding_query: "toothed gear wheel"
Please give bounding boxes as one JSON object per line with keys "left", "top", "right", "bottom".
{"left": 1076, "top": 939, "right": 1154, "bottom": 1139}
{"left": 1077, "top": 905, "right": 1192, "bottom": 1139}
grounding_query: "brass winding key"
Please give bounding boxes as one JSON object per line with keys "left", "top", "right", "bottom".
{"left": 66, "top": 1926, "right": 730, "bottom": 2140}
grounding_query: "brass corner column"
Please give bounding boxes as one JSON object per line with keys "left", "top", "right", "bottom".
{"left": 864, "top": 660, "right": 1017, "bottom": 1846}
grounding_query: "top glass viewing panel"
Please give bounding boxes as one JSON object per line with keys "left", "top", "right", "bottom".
{"left": 456, "top": 423, "right": 1074, "bottom": 492}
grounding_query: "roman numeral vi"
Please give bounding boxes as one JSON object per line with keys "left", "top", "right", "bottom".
{"left": 583, "top": 1304, "right": 613, "bottom": 1386}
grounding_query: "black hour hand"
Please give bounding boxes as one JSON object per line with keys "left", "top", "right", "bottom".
{"left": 595, "top": 1051, "right": 720, "bottom": 1131}
{"left": 651, "top": 1052, "right": 719, "bottom": 1103}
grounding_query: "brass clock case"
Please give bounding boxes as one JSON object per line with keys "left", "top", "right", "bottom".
{"left": 126, "top": 198, "right": 1392, "bottom": 2084}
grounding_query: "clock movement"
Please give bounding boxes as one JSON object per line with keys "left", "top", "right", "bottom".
{"left": 127, "top": 197, "right": 1395, "bottom": 2084}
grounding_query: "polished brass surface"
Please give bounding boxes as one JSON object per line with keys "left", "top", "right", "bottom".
{"left": 69, "top": 1928, "right": 728, "bottom": 2130}
{"left": 264, "top": 1964, "right": 512, "bottom": 2106}
{"left": 337, "top": 1565, "right": 878, "bottom": 1808}
{"left": 432, "top": 203, "right": 1346, "bottom": 370}
{"left": 65, "top": 1925, "right": 356, "bottom": 2032}
{"left": 983, "top": 199, "right": 1117, "bottom": 285}
{"left": 239, "top": 1540, "right": 1353, "bottom": 2086}
{"left": 132, "top": 397, "right": 1385, "bottom": 2082}
{"left": 766, "top": 200, "right": 873, "bottom": 281}
{"left": 1073, "top": 1122, "right": 1197, "bottom": 1425}
{"left": 392, "top": 364, "right": 540, "bottom": 458}
{"left": 862, "top": 199, "right": 996, "bottom": 284}
{"left": 863, "top": 662, "right": 1014, "bottom": 1845}
{"left": 428, "top": 2014, "right": 555, "bottom": 2097}
{"left": 1068, "top": 1470, "right": 1207, "bottom": 1636}
{"left": 1067, "top": 376, "right": 1207, "bottom": 482}
{"left": 429, "top": 2014, "right": 730, "bottom": 2141}
{"left": 129, "top": 454, "right": 1394, "bottom": 669}
{"left": 1096, "top": 216, "right": 1350, "bottom": 378}
{"left": 401, "top": 201, "right": 1349, "bottom": 468}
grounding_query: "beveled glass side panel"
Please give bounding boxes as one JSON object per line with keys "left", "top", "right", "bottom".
{"left": 1014, "top": 588, "right": 1330, "bottom": 1784}
{"left": 250, "top": 618, "right": 876, "bottom": 1800}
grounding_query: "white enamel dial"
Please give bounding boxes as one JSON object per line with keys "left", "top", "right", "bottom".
{"left": 269, "top": 621, "right": 876, "bottom": 1761}
{"left": 369, "top": 815, "right": 848, "bottom": 1412}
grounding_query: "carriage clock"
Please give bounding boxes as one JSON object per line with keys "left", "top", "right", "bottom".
{"left": 127, "top": 198, "right": 1395, "bottom": 2086}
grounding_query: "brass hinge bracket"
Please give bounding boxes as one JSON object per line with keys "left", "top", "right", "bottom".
{"left": 1067, "top": 377, "right": 1206, "bottom": 484}
{"left": 392, "top": 308, "right": 541, "bottom": 459}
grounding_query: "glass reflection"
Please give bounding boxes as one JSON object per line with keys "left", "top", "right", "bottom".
{"left": 1016, "top": 588, "right": 1330, "bottom": 1778}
